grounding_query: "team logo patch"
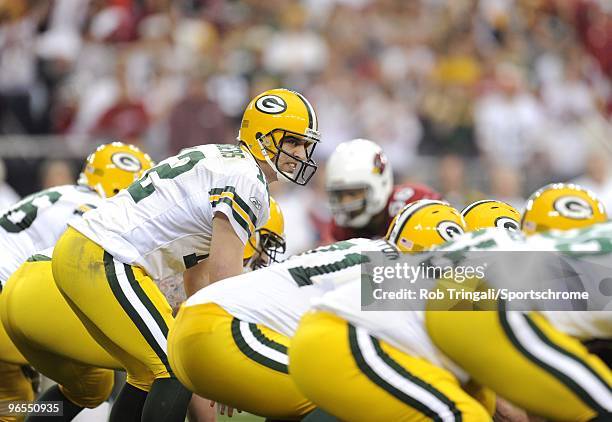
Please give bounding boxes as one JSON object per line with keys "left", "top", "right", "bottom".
{"left": 553, "top": 196, "right": 593, "bottom": 220}
{"left": 111, "top": 152, "right": 142, "bottom": 172}
{"left": 437, "top": 221, "right": 464, "bottom": 241}
{"left": 250, "top": 196, "right": 262, "bottom": 210}
{"left": 372, "top": 151, "right": 387, "bottom": 175}
{"left": 495, "top": 216, "right": 519, "bottom": 231}
{"left": 255, "top": 95, "right": 287, "bottom": 114}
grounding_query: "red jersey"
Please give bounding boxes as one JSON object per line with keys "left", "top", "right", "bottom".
{"left": 327, "top": 182, "right": 442, "bottom": 241}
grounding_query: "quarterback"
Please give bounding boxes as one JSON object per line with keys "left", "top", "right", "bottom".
{"left": 325, "top": 138, "right": 441, "bottom": 241}
{"left": 50, "top": 88, "right": 320, "bottom": 422}
{"left": 0, "top": 142, "right": 152, "bottom": 422}
{"left": 168, "top": 200, "right": 483, "bottom": 420}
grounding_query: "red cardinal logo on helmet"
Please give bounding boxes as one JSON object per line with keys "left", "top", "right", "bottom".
{"left": 372, "top": 151, "right": 387, "bottom": 175}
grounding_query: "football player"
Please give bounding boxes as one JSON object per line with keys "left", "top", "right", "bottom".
{"left": 243, "top": 197, "right": 285, "bottom": 270}
{"left": 0, "top": 197, "right": 285, "bottom": 422}
{"left": 288, "top": 201, "right": 506, "bottom": 421}
{"left": 426, "top": 184, "right": 612, "bottom": 421}
{"left": 0, "top": 142, "right": 152, "bottom": 422}
{"left": 325, "top": 138, "right": 441, "bottom": 241}
{"left": 461, "top": 199, "right": 520, "bottom": 232}
{"left": 168, "top": 200, "right": 492, "bottom": 421}
{"left": 50, "top": 88, "right": 320, "bottom": 422}
{"left": 521, "top": 183, "right": 607, "bottom": 235}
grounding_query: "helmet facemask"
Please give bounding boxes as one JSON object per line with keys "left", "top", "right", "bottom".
{"left": 245, "top": 228, "right": 287, "bottom": 270}
{"left": 327, "top": 186, "right": 370, "bottom": 227}
{"left": 257, "top": 129, "right": 319, "bottom": 186}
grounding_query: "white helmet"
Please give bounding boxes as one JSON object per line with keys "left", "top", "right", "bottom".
{"left": 326, "top": 139, "right": 393, "bottom": 228}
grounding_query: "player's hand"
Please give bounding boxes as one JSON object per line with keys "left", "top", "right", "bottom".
{"left": 493, "top": 398, "right": 529, "bottom": 422}
{"left": 210, "top": 401, "right": 242, "bottom": 417}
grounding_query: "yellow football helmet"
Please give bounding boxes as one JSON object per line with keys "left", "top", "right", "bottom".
{"left": 238, "top": 88, "right": 320, "bottom": 185}
{"left": 521, "top": 183, "right": 607, "bottom": 235}
{"left": 78, "top": 142, "right": 154, "bottom": 198}
{"left": 385, "top": 200, "right": 466, "bottom": 252}
{"left": 244, "top": 197, "right": 286, "bottom": 269}
{"left": 461, "top": 200, "right": 520, "bottom": 232}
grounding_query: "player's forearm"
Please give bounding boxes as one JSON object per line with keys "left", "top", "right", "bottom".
{"left": 183, "top": 262, "right": 209, "bottom": 297}
{"left": 207, "top": 260, "right": 242, "bottom": 286}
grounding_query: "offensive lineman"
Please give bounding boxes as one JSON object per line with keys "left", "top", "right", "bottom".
{"left": 426, "top": 183, "right": 612, "bottom": 420}
{"left": 0, "top": 142, "right": 153, "bottom": 422}
{"left": 461, "top": 199, "right": 521, "bottom": 232}
{"left": 325, "top": 139, "right": 441, "bottom": 241}
{"left": 50, "top": 88, "right": 321, "bottom": 422}
{"left": 0, "top": 197, "right": 285, "bottom": 422}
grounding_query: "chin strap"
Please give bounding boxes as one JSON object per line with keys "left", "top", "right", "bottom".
{"left": 256, "top": 136, "right": 288, "bottom": 181}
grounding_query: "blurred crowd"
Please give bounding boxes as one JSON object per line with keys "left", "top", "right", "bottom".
{"left": 1, "top": 0, "right": 612, "bottom": 252}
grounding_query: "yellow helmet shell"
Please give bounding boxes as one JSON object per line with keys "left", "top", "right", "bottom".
{"left": 244, "top": 197, "right": 285, "bottom": 261}
{"left": 461, "top": 200, "right": 520, "bottom": 232}
{"left": 239, "top": 88, "right": 320, "bottom": 162}
{"left": 521, "top": 183, "right": 607, "bottom": 235}
{"left": 78, "top": 142, "right": 154, "bottom": 198}
{"left": 385, "top": 200, "right": 466, "bottom": 252}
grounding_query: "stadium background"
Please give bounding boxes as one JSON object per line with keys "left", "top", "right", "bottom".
{"left": 0, "top": 1, "right": 610, "bottom": 419}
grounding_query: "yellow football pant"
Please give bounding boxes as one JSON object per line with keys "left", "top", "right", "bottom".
{"left": 0, "top": 282, "right": 30, "bottom": 422}
{"left": 168, "top": 303, "right": 315, "bottom": 420}
{"left": 290, "top": 311, "right": 491, "bottom": 422}
{"left": 426, "top": 311, "right": 612, "bottom": 421}
{"left": 0, "top": 361, "right": 33, "bottom": 422}
{"left": 1, "top": 259, "right": 120, "bottom": 408}
{"left": 52, "top": 227, "right": 175, "bottom": 391}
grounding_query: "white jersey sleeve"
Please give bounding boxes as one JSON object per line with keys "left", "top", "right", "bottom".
{"left": 184, "top": 238, "right": 394, "bottom": 337}
{"left": 0, "top": 185, "right": 101, "bottom": 284}
{"left": 208, "top": 163, "right": 270, "bottom": 245}
{"left": 69, "top": 144, "right": 269, "bottom": 281}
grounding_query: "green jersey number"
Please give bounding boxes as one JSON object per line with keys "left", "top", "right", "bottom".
{"left": 0, "top": 189, "right": 63, "bottom": 233}
{"left": 288, "top": 252, "right": 369, "bottom": 287}
{"left": 128, "top": 150, "right": 205, "bottom": 203}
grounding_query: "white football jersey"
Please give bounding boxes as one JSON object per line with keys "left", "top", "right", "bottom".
{"left": 0, "top": 185, "right": 101, "bottom": 285}
{"left": 185, "top": 238, "right": 396, "bottom": 338}
{"left": 70, "top": 144, "right": 270, "bottom": 281}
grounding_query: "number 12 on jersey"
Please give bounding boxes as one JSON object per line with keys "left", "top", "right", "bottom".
{"left": 128, "top": 150, "right": 205, "bottom": 203}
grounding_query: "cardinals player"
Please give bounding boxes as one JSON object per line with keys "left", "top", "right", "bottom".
{"left": 324, "top": 139, "right": 441, "bottom": 242}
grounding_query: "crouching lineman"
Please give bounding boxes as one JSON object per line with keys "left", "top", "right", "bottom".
{"left": 325, "top": 138, "right": 441, "bottom": 241}
{"left": 288, "top": 201, "right": 509, "bottom": 421}
{"left": 0, "top": 197, "right": 285, "bottom": 422}
{"left": 461, "top": 199, "right": 520, "bottom": 232}
{"left": 427, "top": 183, "right": 612, "bottom": 421}
{"left": 50, "top": 88, "right": 320, "bottom": 422}
{"left": 0, "top": 143, "right": 153, "bottom": 422}
{"left": 166, "top": 200, "right": 502, "bottom": 421}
